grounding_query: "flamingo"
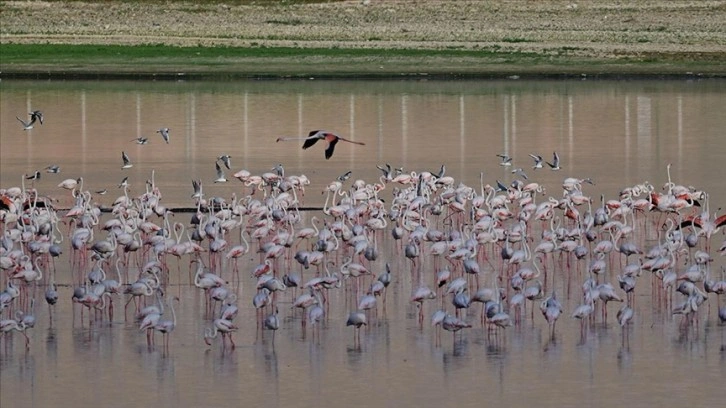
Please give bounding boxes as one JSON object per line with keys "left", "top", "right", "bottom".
{"left": 276, "top": 130, "right": 365, "bottom": 160}
{"left": 441, "top": 313, "right": 472, "bottom": 342}
{"left": 204, "top": 318, "right": 238, "bottom": 348}
{"left": 263, "top": 307, "right": 280, "bottom": 344}
{"left": 154, "top": 297, "right": 179, "bottom": 349}
{"left": 346, "top": 310, "right": 367, "bottom": 346}
{"left": 1, "top": 319, "right": 30, "bottom": 348}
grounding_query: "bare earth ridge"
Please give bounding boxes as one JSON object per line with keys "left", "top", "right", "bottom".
{"left": 1, "top": 0, "right": 725, "bottom": 76}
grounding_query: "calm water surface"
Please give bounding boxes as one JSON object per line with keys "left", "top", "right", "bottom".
{"left": 1, "top": 79, "right": 725, "bottom": 408}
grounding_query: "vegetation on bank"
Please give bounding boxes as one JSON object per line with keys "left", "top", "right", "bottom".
{"left": 1, "top": 43, "right": 723, "bottom": 79}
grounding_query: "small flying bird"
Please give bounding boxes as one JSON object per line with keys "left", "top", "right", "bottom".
{"left": 273, "top": 163, "right": 285, "bottom": 177}
{"left": 217, "top": 155, "right": 232, "bottom": 170}
{"left": 496, "top": 154, "right": 513, "bottom": 166}
{"left": 511, "top": 168, "right": 528, "bottom": 180}
{"left": 96, "top": 189, "right": 108, "bottom": 195}
{"left": 45, "top": 165, "right": 60, "bottom": 173}
{"left": 118, "top": 176, "right": 128, "bottom": 188}
{"left": 377, "top": 163, "right": 392, "bottom": 180}
{"left": 546, "top": 151, "right": 561, "bottom": 170}
{"left": 496, "top": 180, "right": 508, "bottom": 192}
{"left": 157, "top": 127, "right": 170, "bottom": 144}
{"left": 30, "top": 110, "right": 44, "bottom": 125}
{"left": 16, "top": 115, "right": 36, "bottom": 130}
{"left": 214, "top": 161, "right": 227, "bottom": 183}
{"left": 338, "top": 170, "right": 352, "bottom": 182}
{"left": 25, "top": 171, "right": 41, "bottom": 180}
{"left": 121, "top": 151, "right": 133, "bottom": 169}
{"left": 132, "top": 137, "right": 148, "bottom": 145}
{"left": 529, "top": 154, "right": 543, "bottom": 169}
{"left": 276, "top": 130, "right": 365, "bottom": 160}
{"left": 191, "top": 179, "right": 203, "bottom": 199}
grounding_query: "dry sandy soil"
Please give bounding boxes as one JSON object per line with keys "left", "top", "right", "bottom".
{"left": 1, "top": 1, "right": 725, "bottom": 73}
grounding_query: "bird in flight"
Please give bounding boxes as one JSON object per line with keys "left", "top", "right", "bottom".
{"left": 16, "top": 116, "right": 35, "bottom": 130}
{"left": 16, "top": 111, "right": 43, "bottom": 130}
{"left": 132, "top": 137, "right": 149, "bottom": 145}
{"left": 276, "top": 130, "right": 365, "bottom": 160}
{"left": 214, "top": 161, "right": 227, "bottom": 183}
{"left": 217, "top": 155, "right": 232, "bottom": 170}
{"left": 191, "top": 179, "right": 203, "bottom": 199}
{"left": 45, "top": 165, "right": 60, "bottom": 174}
{"left": 273, "top": 163, "right": 285, "bottom": 177}
{"left": 121, "top": 151, "right": 133, "bottom": 169}
{"left": 118, "top": 176, "right": 129, "bottom": 188}
{"left": 496, "top": 154, "right": 513, "bottom": 166}
{"left": 25, "top": 171, "right": 41, "bottom": 181}
{"left": 338, "top": 171, "right": 352, "bottom": 182}
{"left": 157, "top": 128, "right": 170, "bottom": 144}
{"left": 30, "top": 110, "right": 43, "bottom": 124}
{"left": 529, "top": 154, "right": 543, "bottom": 169}
{"left": 511, "top": 168, "right": 528, "bottom": 180}
{"left": 496, "top": 180, "right": 508, "bottom": 192}
{"left": 546, "top": 151, "right": 561, "bottom": 170}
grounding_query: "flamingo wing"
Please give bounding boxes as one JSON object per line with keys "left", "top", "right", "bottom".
{"left": 302, "top": 136, "right": 321, "bottom": 150}
{"left": 324, "top": 137, "right": 339, "bottom": 159}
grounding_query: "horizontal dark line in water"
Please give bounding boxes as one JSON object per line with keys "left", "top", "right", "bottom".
{"left": 55, "top": 206, "right": 325, "bottom": 213}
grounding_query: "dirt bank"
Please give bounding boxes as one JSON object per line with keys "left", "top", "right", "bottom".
{"left": 1, "top": 1, "right": 725, "bottom": 75}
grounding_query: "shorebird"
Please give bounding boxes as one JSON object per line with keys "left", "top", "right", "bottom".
{"left": 121, "top": 151, "right": 133, "bottom": 169}
{"left": 157, "top": 127, "right": 170, "bottom": 144}
{"left": 546, "top": 151, "right": 561, "bottom": 170}
{"left": 25, "top": 171, "right": 41, "bottom": 181}
{"left": 529, "top": 154, "right": 543, "bottom": 169}
{"left": 217, "top": 155, "right": 232, "bottom": 170}
{"left": 132, "top": 136, "right": 149, "bottom": 145}
{"left": 118, "top": 176, "right": 128, "bottom": 188}
{"left": 276, "top": 130, "right": 365, "bottom": 160}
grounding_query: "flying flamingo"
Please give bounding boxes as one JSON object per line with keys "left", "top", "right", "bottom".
{"left": 276, "top": 130, "right": 365, "bottom": 160}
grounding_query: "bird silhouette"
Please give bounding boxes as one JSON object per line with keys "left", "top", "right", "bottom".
{"left": 546, "top": 151, "right": 561, "bottom": 170}
{"left": 217, "top": 155, "right": 232, "bottom": 170}
{"left": 214, "top": 161, "right": 227, "bottom": 183}
{"left": 277, "top": 130, "right": 365, "bottom": 160}
{"left": 121, "top": 151, "right": 133, "bottom": 169}
{"left": 529, "top": 153, "right": 543, "bottom": 169}
{"left": 157, "top": 127, "right": 170, "bottom": 144}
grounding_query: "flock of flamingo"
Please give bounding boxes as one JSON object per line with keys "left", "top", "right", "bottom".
{"left": 1, "top": 121, "right": 726, "bottom": 353}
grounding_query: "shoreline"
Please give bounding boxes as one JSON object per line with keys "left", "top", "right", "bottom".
{"left": 1, "top": 1, "right": 725, "bottom": 78}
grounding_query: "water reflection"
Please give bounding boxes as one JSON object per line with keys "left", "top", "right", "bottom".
{"left": 1, "top": 79, "right": 725, "bottom": 408}
{"left": 2, "top": 80, "right": 724, "bottom": 209}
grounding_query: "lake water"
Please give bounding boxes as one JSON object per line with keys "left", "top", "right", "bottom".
{"left": 1, "top": 79, "right": 725, "bottom": 408}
